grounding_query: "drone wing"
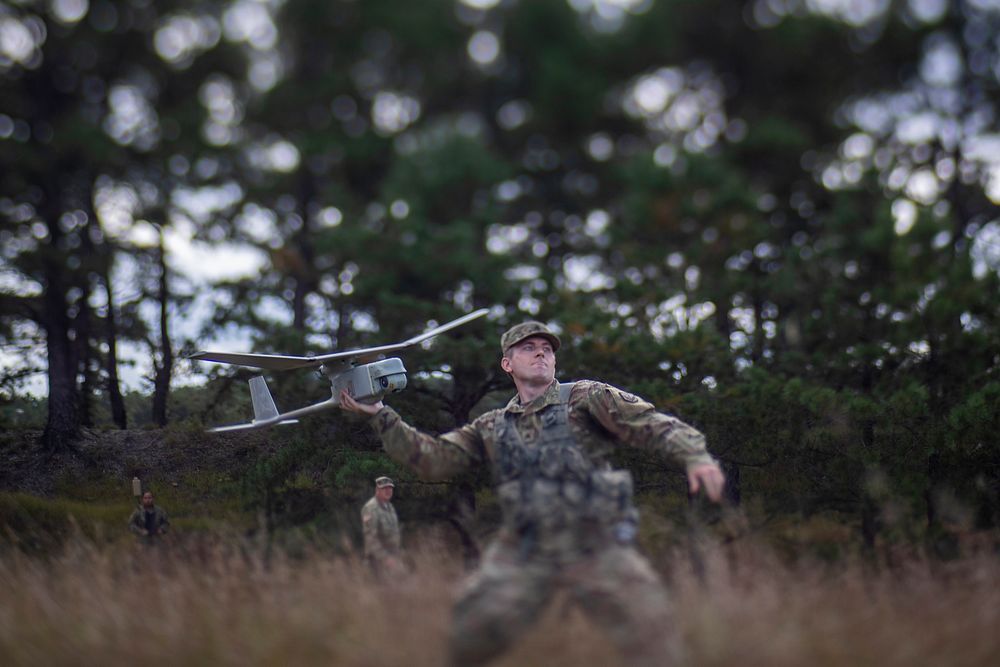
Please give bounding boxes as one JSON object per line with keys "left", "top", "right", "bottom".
{"left": 187, "top": 351, "right": 320, "bottom": 371}
{"left": 190, "top": 308, "right": 489, "bottom": 370}
{"left": 309, "top": 308, "right": 490, "bottom": 365}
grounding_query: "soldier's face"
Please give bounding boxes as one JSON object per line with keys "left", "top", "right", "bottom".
{"left": 142, "top": 492, "right": 154, "bottom": 508}
{"left": 376, "top": 486, "right": 393, "bottom": 502}
{"left": 502, "top": 336, "right": 556, "bottom": 385}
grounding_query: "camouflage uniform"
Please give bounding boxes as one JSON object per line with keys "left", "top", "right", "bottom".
{"left": 361, "top": 494, "right": 401, "bottom": 573}
{"left": 369, "top": 377, "right": 716, "bottom": 666}
{"left": 128, "top": 504, "right": 169, "bottom": 544}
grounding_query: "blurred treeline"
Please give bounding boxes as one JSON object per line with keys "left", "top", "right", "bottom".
{"left": 1, "top": 0, "right": 999, "bottom": 554}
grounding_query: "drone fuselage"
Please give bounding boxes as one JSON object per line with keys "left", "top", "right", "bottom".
{"left": 325, "top": 357, "right": 408, "bottom": 404}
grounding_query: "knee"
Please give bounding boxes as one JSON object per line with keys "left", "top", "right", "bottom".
{"left": 448, "top": 590, "right": 532, "bottom": 667}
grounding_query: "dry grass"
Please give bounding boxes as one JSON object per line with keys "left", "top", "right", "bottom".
{"left": 1, "top": 533, "right": 998, "bottom": 667}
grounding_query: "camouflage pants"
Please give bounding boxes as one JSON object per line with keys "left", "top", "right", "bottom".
{"left": 365, "top": 553, "right": 406, "bottom": 581}
{"left": 447, "top": 533, "right": 682, "bottom": 667}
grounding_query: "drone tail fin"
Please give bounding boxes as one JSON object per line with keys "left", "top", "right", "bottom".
{"left": 208, "top": 378, "right": 341, "bottom": 433}
{"left": 249, "top": 376, "right": 299, "bottom": 426}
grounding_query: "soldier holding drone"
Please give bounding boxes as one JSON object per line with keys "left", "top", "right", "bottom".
{"left": 340, "top": 320, "right": 725, "bottom": 667}
{"left": 193, "top": 313, "right": 725, "bottom": 665}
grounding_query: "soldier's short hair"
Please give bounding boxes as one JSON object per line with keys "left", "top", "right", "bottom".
{"left": 500, "top": 322, "right": 561, "bottom": 355}
{"left": 375, "top": 476, "right": 395, "bottom": 488}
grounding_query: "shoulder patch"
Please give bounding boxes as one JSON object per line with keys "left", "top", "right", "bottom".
{"left": 616, "top": 389, "right": 640, "bottom": 403}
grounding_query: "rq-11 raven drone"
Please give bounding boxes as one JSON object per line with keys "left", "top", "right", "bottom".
{"left": 190, "top": 308, "right": 488, "bottom": 433}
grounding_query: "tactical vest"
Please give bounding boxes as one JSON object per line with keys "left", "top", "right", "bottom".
{"left": 493, "top": 383, "right": 639, "bottom": 549}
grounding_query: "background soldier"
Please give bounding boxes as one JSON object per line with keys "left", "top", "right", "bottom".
{"left": 361, "top": 476, "right": 404, "bottom": 577}
{"left": 340, "top": 321, "right": 725, "bottom": 666}
{"left": 128, "top": 491, "right": 169, "bottom": 544}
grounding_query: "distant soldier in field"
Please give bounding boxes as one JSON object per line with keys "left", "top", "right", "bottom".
{"left": 340, "top": 320, "right": 726, "bottom": 666}
{"left": 361, "top": 476, "right": 404, "bottom": 577}
{"left": 128, "top": 491, "right": 169, "bottom": 544}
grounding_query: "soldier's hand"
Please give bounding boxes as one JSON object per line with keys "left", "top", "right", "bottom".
{"left": 384, "top": 556, "right": 406, "bottom": 575}
{"left": 340, "top": 389, "right": 384, "bottom": 416}
{"left": 687, "top": 463, "right": 726, "bottom": 503}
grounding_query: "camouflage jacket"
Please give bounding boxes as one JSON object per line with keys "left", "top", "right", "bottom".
{"left": 369, "top": 379, "right": 716, "bottom": 483}
{"left": 128, "top": 506, "right": 169, "bottom": 536}
{"left": 361, "top": 496, "right": 401, "bottom": 561}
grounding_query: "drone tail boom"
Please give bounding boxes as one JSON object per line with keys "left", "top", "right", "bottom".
{"left": 208, "top": 376, "right": 306, "bottom": 433}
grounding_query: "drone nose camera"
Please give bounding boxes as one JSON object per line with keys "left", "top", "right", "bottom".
{"left": 376, "top": 369, "right": 407, "bottom": 393}
{"left": 327, "top": 357, "right": 409, "bottom": 405}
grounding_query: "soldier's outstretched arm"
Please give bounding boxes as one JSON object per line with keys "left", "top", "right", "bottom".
{"left": 341, "top": 390, "right": 486, "bottom": 481}
{"left": 579, "top": 382, "right": 726, "bottom": 502}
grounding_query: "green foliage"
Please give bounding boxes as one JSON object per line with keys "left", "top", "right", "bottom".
{"left": 0, "top": 396, "right": 46, "bottom": 430}
{"left": 0, "top": 492, "right": 128, "bottom": 553}
{"left": 329, "top": 449, "right": 403, "bottom": 493}
{"left": 1, "top": 0, "right": 998, "bottom": 552}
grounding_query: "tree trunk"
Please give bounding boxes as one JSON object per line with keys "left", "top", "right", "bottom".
{"left": 151, "top": 234, "right": 173, "bottom": 427}
{"left": 40, "top": 259, "right": 80, "bottom": 451}
{"left": 74, "top": 288, "right": 95, "bottom": 428}
{"left": 751, "top": 290, "right": 764, "bottom": 364}
{"left": 291, "top": 170, "right": 318, "bottom": 331}
{"left": 86, "top": 197, "right": 128, "bottom": 430}
{"left": 102, "top": 263, "right": 128, "bottom": 429}
{"left": 714, "top": 291, "right": 731, "bottom": 339}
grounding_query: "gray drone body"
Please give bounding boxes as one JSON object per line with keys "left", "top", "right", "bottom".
{"left": 190, "top": 309, "right": 486, "bottom": 432}
{"left": 330, "top": 357, "right": 408, "bottom": 404}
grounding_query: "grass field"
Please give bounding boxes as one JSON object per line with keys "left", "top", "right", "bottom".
{"left": 1, "top": 531, "right": 998, "bottom": 667}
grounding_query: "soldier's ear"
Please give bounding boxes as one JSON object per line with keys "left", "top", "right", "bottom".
{"left": 500, "top": 356, "right": 512, "bottom": 373}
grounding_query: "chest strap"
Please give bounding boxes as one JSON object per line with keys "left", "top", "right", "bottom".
{"left": 493, "top": 382, "right": 584, "bottom": 484}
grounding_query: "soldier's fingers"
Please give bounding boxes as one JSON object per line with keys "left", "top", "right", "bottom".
{"left": 687, "top": 469, "right": 701, "bottom": 495}
{"left": 340, "top": 389, "right": 356, "bottom": 409}
{"left": 705, "top": 469, "right": 725, "bottom": 502}
{"left": 705, "top": 474, "right": 722, "bottom": 502}
{"left": 688, "top": 466, "right": 723, "bottom": 501}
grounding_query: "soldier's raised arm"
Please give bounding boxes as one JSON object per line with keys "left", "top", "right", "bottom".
{"left": 340, "top": 390, "right": 487, "bottom": 481}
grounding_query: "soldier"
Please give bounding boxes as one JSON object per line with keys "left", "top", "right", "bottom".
{"left": 361, "top": 475, "right": 404, "bottom": 577}
{"left": 340, "top": 321, "right": 725, "bottom": 666}
{"left": 128, "top": 491, "right": 169, "bottom": 544}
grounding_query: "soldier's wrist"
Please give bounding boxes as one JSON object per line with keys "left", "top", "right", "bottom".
{"left": 684, "top": 455, "right": 718, "bottom": 472}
